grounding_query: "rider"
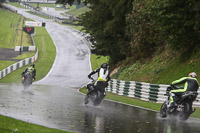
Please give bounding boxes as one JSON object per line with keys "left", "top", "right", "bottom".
{"left": 88, "top": 63, "right": 110, "bottom": 87}
{"left": 85, "top": 63, "right": 110, "bottom": 102}
{"left": 21, "top": 64, "right": 36, "bottom": 82}
{"left": 169, "top": 72, "right": 199, "bottom": 109}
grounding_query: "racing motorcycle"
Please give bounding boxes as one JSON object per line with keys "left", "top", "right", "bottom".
{"left": 22, "top": 73, "right": 33, "bottom": 89}
{"left": 160, "top": 85, "right": 198, "bottom": 121}
{"left": 84, "top": 77, "right": 108, "bottom": 106}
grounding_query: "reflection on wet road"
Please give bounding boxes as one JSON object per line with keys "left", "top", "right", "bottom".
{"left": 0, "top": 84, "right": 200, "bottom": 133}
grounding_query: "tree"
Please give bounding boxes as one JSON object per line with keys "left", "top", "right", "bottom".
{"left": 151, "top": 0, "right": 200, "bottom": 51}
{"left": 60, "top": 0, "right": 134, "bottom": 63}
{"left": 127, "top": 0, "right": 200, "bottom": 60}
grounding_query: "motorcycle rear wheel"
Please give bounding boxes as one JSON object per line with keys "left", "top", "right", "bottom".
{"left": 178, "top": 102, "right": 190, "bottom": 121}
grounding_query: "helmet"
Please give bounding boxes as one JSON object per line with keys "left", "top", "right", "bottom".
{"left": 188, "top": 72, "right": 197, "bottom": 78}
{"left": 101, "top": 63, "right": 108, "bottom": 69}
{"left": 30, "top": 64, "right": 35, "bottom": 68}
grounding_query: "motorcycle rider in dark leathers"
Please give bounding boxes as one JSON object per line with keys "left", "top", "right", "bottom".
{"left": 169, "top": 72, "right": 199, "bottom": 109}
{"left": 21, "top": 64, "right": 36, "bottom": 83}
{"left": 85, "top": 63, "right": 110, "bottom": 104}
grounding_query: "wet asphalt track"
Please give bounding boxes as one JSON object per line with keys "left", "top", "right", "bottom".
{"left": 1, "top": 84, "right": 200, "bottom": 133}
{"left": 1, "top": 4, "right": 200, "bottom": 133}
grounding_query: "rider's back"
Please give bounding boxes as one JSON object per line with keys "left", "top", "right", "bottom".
{"left": 186, "top": 78, "right": 199, "bottom": 91}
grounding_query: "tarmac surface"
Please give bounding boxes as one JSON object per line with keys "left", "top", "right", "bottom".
{"left": 1, "top": 4, "right": 200, "bottom": 133}
{"left": 0, "top": 48, "right": 21, "bottom": 61}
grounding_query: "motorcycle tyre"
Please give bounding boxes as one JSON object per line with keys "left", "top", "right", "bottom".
{"left": 178, "top": 102, "right": 190, "bottom": 121}
{"left": 160, "top": 101, "right": 168, "bottom": 118}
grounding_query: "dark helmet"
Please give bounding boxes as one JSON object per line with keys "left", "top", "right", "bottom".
{"left": 30, "top": 64, "right": 35, "bottom": 68}
{"left": 188, "top": 72, "right": 197, "bottom": 78}
{"left": 101, "top": 63, "right": 108, "bottom": 69}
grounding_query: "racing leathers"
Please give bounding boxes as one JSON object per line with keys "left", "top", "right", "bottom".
{"left": 169, "top": 77, "right": 199, "bottom": 106}
{"left": 88, "top": 67, "right": 110, "bottom": 94}
{"left": 21, "top": 66, "right": 36, "bottom": 81}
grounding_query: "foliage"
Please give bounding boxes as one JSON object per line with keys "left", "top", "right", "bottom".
{"left": 57, "top": 0, "right": 133, "bottom": 64}
{"left": 127, "top": 0, "right": 200, "bottom": 60}
{"left": 90, "top": 54, "right": 109, "bottom": 70}
{"left": 0, "top": 115, "right": 69, "bottom": 133}
{"left": 126, "top": 0, "right": 164, "bottom": 59}
{"left": 80, "top": 0, "right": 134, "bottom": 64}
{"left": 153, "top": 0, "right": 200, "bottom": 50}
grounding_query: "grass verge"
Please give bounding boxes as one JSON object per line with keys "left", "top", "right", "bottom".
{"left": 0, "top": 27, "right": 56, "bottom": 83}
{"left": 26, "top": 11, "right": 51, "bottom": 20}
{"left": 80, "top": 51, "right": 200, "bottom": 119}
{"left": 0, "top": 115, "right": 70, "bottom": 133}
{"left": 0, "top": 9, "right": 62, "bottom": 132}
{"left": 0, "top": 8, "right": 34, "bottom": 72}
{"left": 7, "top": 2, "right": 27, "bottom": 9}
{"left": 79, "top": 87, "right": 200, "bottom": 119}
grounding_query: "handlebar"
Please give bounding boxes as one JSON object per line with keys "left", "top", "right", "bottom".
{"left": 89, "top": 77, "right": 95, "bottom": 82}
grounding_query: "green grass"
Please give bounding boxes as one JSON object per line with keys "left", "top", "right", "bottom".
{"left": 7, "top": 2, "right": 27, "bottom": 9}
{"left": 26, "top": 11, "right": 51, "bottom": 20}
{"left": 13, "top": 52, "right": 35, "bottom": 60}
{"left": 66, "top": 6, "right": 90, "bottom": 17}
{"left": 112, "top": 46, "right": 200, "bottom": 84}
{"left": 0, "top": 27, "right": 56, "bottom": 83}
{"left": 80, "top": 48, "right": 200, "bottom": 119}
{"left": 0, "top": 9, "right": 63, "bottom": 132}
{"left": 29, "top": 3, "right": 75, "bottom": 11}
{"left": 0, "top": 115, "right": 70, "bottom": 133}
{"left": 29, "top": 3, "right": 57, "bottom": 9}
{"left": 0, "top": 61, "right": 16, "bottom": 71}
{"left": 80, "top": 87, "right": 200, "bottom": 118}
{"left": 0, "top": 9, "right": 32, "bottom": 47}
{"left": 90, "top": 54, "right": 109, "bottom": 70}
{"left": 0, "top": 9, "right": 19, "bottom": 48}
{"left": 0, "top": 9, "right": 34, "bottom": 73}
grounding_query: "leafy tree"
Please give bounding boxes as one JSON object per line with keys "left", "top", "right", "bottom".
{"left": 127, "top": 0, "right": 200, "bottom": 60}
{"left": 126, "top": 0, "right": 165, "bottom": 59}
{"left": 57, "top": 0, "right": 134, "bottom": 64}
{"left": 152, "top": 0, "right": 200, "bottom": 51}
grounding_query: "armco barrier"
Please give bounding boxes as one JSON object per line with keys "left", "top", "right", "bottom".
{"left": 106, "top": 79, "right": 200, "bottom": 107}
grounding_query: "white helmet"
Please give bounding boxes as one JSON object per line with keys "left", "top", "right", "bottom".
{"left": 188, "top": 72, "right": 197, "bottom": 78}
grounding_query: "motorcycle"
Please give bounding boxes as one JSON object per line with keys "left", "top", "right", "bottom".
{"left": 84, "top": 77, "right": 108, "bottom": 106}
{"left": 160, "top": 85, "right": 198, "bottom": 121}
{"left": 22, "top": 73, "right": 33, "bottom": 89}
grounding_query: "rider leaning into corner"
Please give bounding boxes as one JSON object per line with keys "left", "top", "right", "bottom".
{"left": 21, "top": 64, "right": 36, "bottom": 83}
{"left": 169, "top": 72, "right": 199, "bottom": 109}
{"left": 85, "top": 63, "right": 111, "bottom": 103}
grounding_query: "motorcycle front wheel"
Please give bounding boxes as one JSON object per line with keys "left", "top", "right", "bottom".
{"left": 160, "top": 101, "right": 168, "bottom": 118}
